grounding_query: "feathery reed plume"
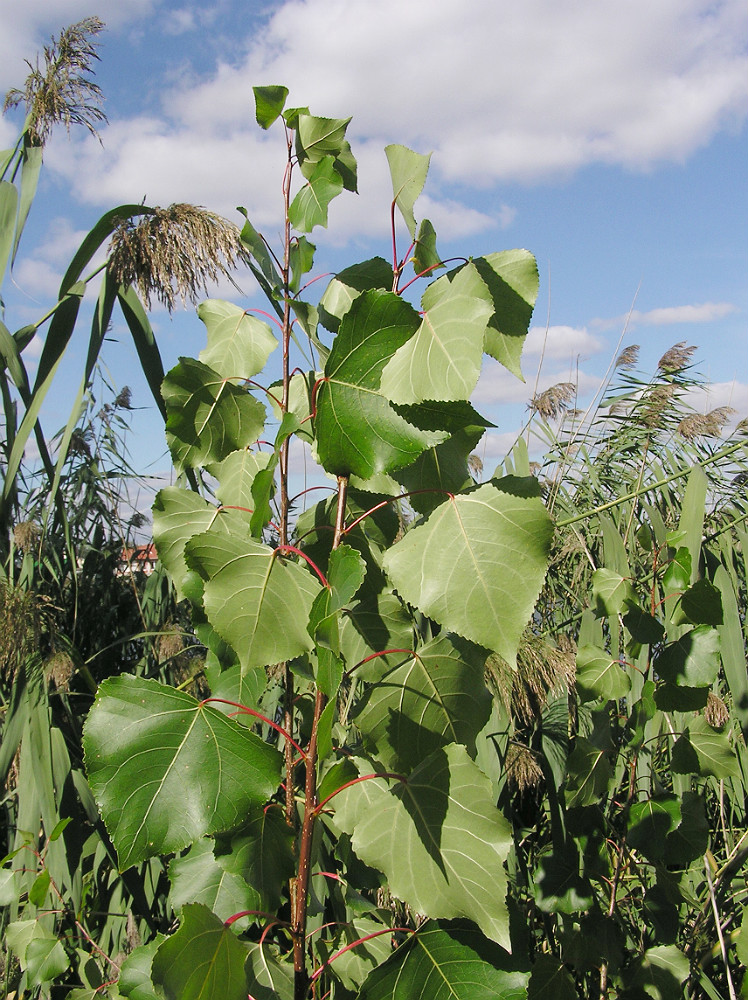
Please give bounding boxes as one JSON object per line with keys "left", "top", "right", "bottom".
{"left": 486, "top": 630, "right": 575, "bottom": 726}
{"left": 505, "top": 743, "right": 543, "bottom": 793}
{"left": 657, "top": 341, "right": 696, "bottom": 372}
{"left": 615, "top": 344, "right": 640, "bottom": 369}
{"left": 3, "top": 17, "right": 107, "bottom": 146}
{"left": 529, "top": 382, "right": 576, "bottom": 421}
{"left": 678, "top": 406, "right": 736, "bottom": 440}
{"left": 12, "top": 520, "right": 40, "bottom": 553}
{"left": 640, "top": 384, "right": 675, "bottom": 429}
{"left": 108, "top": 204, "right": 251, "bottom": 312}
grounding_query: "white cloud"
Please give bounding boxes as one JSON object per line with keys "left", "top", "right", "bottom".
{"left": 684, "top": 380, "right": 748, "bottom": 422}
{"left": 593, "top": 301, "right": 739, "bottom": 330}
{"left": 523, "top": 324, "right": 604, "bottom": 360}
{"left": 163, "top": 7, "right": 196, "bottom": 34}
{"left": 474, "top": 356, "right": 604, "bottom": 408}
{"left": 32, "top": 0, "right": 748, "bottom": 246}
{"left": 10, "top": 216, "right": 92, "bottom": 299}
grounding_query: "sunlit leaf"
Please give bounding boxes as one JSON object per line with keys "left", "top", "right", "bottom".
{"left": 655, "top": 626, "right": 720, "bottom": 688}
{"left": 197, "top": 299, "right": 278, "bottom": 380}
{"left": 186, "top": 527, "right": 320, "bottom": 672}
{"left": 213, "top": 807, "right": 295, "bottom": 912}
{"left": 412, "top": 218, "right": 442, "bottom": 276}
{"left": 83, "top": 675, "right": 282, "bottom": 869}
{"left": 395, "top": 426, "right": 485, "bottom": 515}
{"left": 253, "top": 85, "right": 288, "bottom": 129}
{"left": 334, "top": 745, "right": 514, "bottom": 949}
{"left": 289, "top": 156, "right": 344, "bottom": 232}
{"left": 152, "top": 904, "right": 249, "bottom": 1000}
{"left": 576, "top": 645, "right": 631, "bottom": 702}
{"left": 162, "top": 357, "right": 267, "bottom": 470}
{"left": 354, "top": 633, "right": 491, "bottom": 770}
{"left": 315, "top": 289, "right": 443, "bottom": 478}
{"left": 380, "top": 264, "right": 493, "bottom": 403}
{"left": 318, "top": 257, "right": 393, "bottom": 332}
{"left": 383, "top": 480, "right": 552, "bottom": 664}
{"left": 296, "top": 114, "right": 356, "bottom": 191}
{"left": 153, "top": 487, "right": 225, "bottom": 601}
{"left": 169, "top": 838, "right": 260, "bottom": 927}
{"left": 472, "top": 250, "right": 539, "bottom": 378}
{"left": 385, "top": 144, "right": 431, "bottom": 239}
{"left": 591, "top": 568, "right": 636, "bottom": 616}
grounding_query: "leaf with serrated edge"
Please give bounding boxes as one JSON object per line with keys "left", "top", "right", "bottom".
{"left": 288, "top": 156, "right": 344, "bottom": 232}
{"left": 315, "top": 289, "right": 444, "bottom": 478}
{"left": 186, "top": 527, "right": 320, "bottom": 672}
{"left": 197, "top": 300, "right": 277, "bottom": 380}
{"left": 168, "top": 838, "right": 260, "bottom": 927}
{"left": 163, "top": 357, "right": 266, "bottom": 470}
{"left": 576, "top": 645, "right": 631, "bottom": 702}
{"left": 359, "top": 921, "right": 528, "bottom": 999}
{"left": 380, "top": 264, "right": 492, "bottom": 403}
{"left": 355, "top": 633, "right": 491, "bottom": 770}
{"left": 151, "top": 903, "right": 249, "bottom": 1000}
{"left": 383, "top": 481, "right": 552, "bottom": 665}
{"left": 385, "top": 144, "right": 431, "bottom": 239}
{"left": 153, "top": 487, "right": 226, "bottom": 601}
{"left": 83, "top": 675, "right": 281, "bottom": 870}
{"left": 333, "top": 745, "right": 513, "bottom": 949}
{"left": 473, "top": 251, "right": 539, "bottom": 379}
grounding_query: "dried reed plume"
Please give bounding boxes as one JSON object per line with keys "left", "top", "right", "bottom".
{"left": 657, "top": 341, "right": 696, "bottom": 372}
{"left": 615, "top": 345, "right": 640, "bottom": 369}
{"left": 529, "top": 382, "right": 576, "bottom": 421}
{"left": 486, "top": 630, "right": 576, "bottom": 726}
{"left": 705, "top": 691, "right": 729, "bottom": 729}
{"left": 678, "top": 406, "right": 736, "bottom": 440}
{"left": 504, "top": 743, "right": 544, "bottom": 793}
{"left": 640, "top": 384, "right": 676, "bottom": 429}
{"left": 108, "top": 204, "right": 251, "bottom": 312}
{"left": 3, "top": 17, "right": 107, "bottom": 146}
{"left": 13, "top": 520, "right": 40, "bottom": 553}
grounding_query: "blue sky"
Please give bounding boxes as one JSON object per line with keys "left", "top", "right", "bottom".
{"left": 1, "top": 0, "right": 746, "bottom": 508}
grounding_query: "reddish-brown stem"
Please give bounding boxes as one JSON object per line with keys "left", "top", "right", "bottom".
{"left": 203, "top": 698, "right": 307, "bottom": 759}
{"left": 276, "top": 545, "right": 330, "bottom": 588}
{"left": 309, "top": 375, "right": 328, "bottom": 420}
{"left": 390, "top": 201, "right": 399, "bottom": 291}
{"left": 397, "top": 256, "right": 467, "bottom": 294}
{"left": 225, "top": 909, "right": 290, "bottom": 928}
{"left": 289, "top": 484, "right": 338, "bottom": 505}
{"left": 345, "top": 648, "right": 417, "bottom": 679}
{"left": 248, "top": 308, "right": 285, "bottom": 331}
{"left": 293, "top": 686, "right": 326, "bottom": 999}
{"left": 315, "top": 771, "right": 407, "bottom": 814}
{"left": 309, "top": 927, "right": 415, "bottom": 984}
{"left": 242, "top": 378, "right": 283, "bottom": 409}
{"left": 297, "top": 271, "right": 333, "bottom": 296}
{"left": 292, "top": 476, "right": 348, "bottom": 999}
{"left": 343, "top": 489, "right": 453, "bottom": 536}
